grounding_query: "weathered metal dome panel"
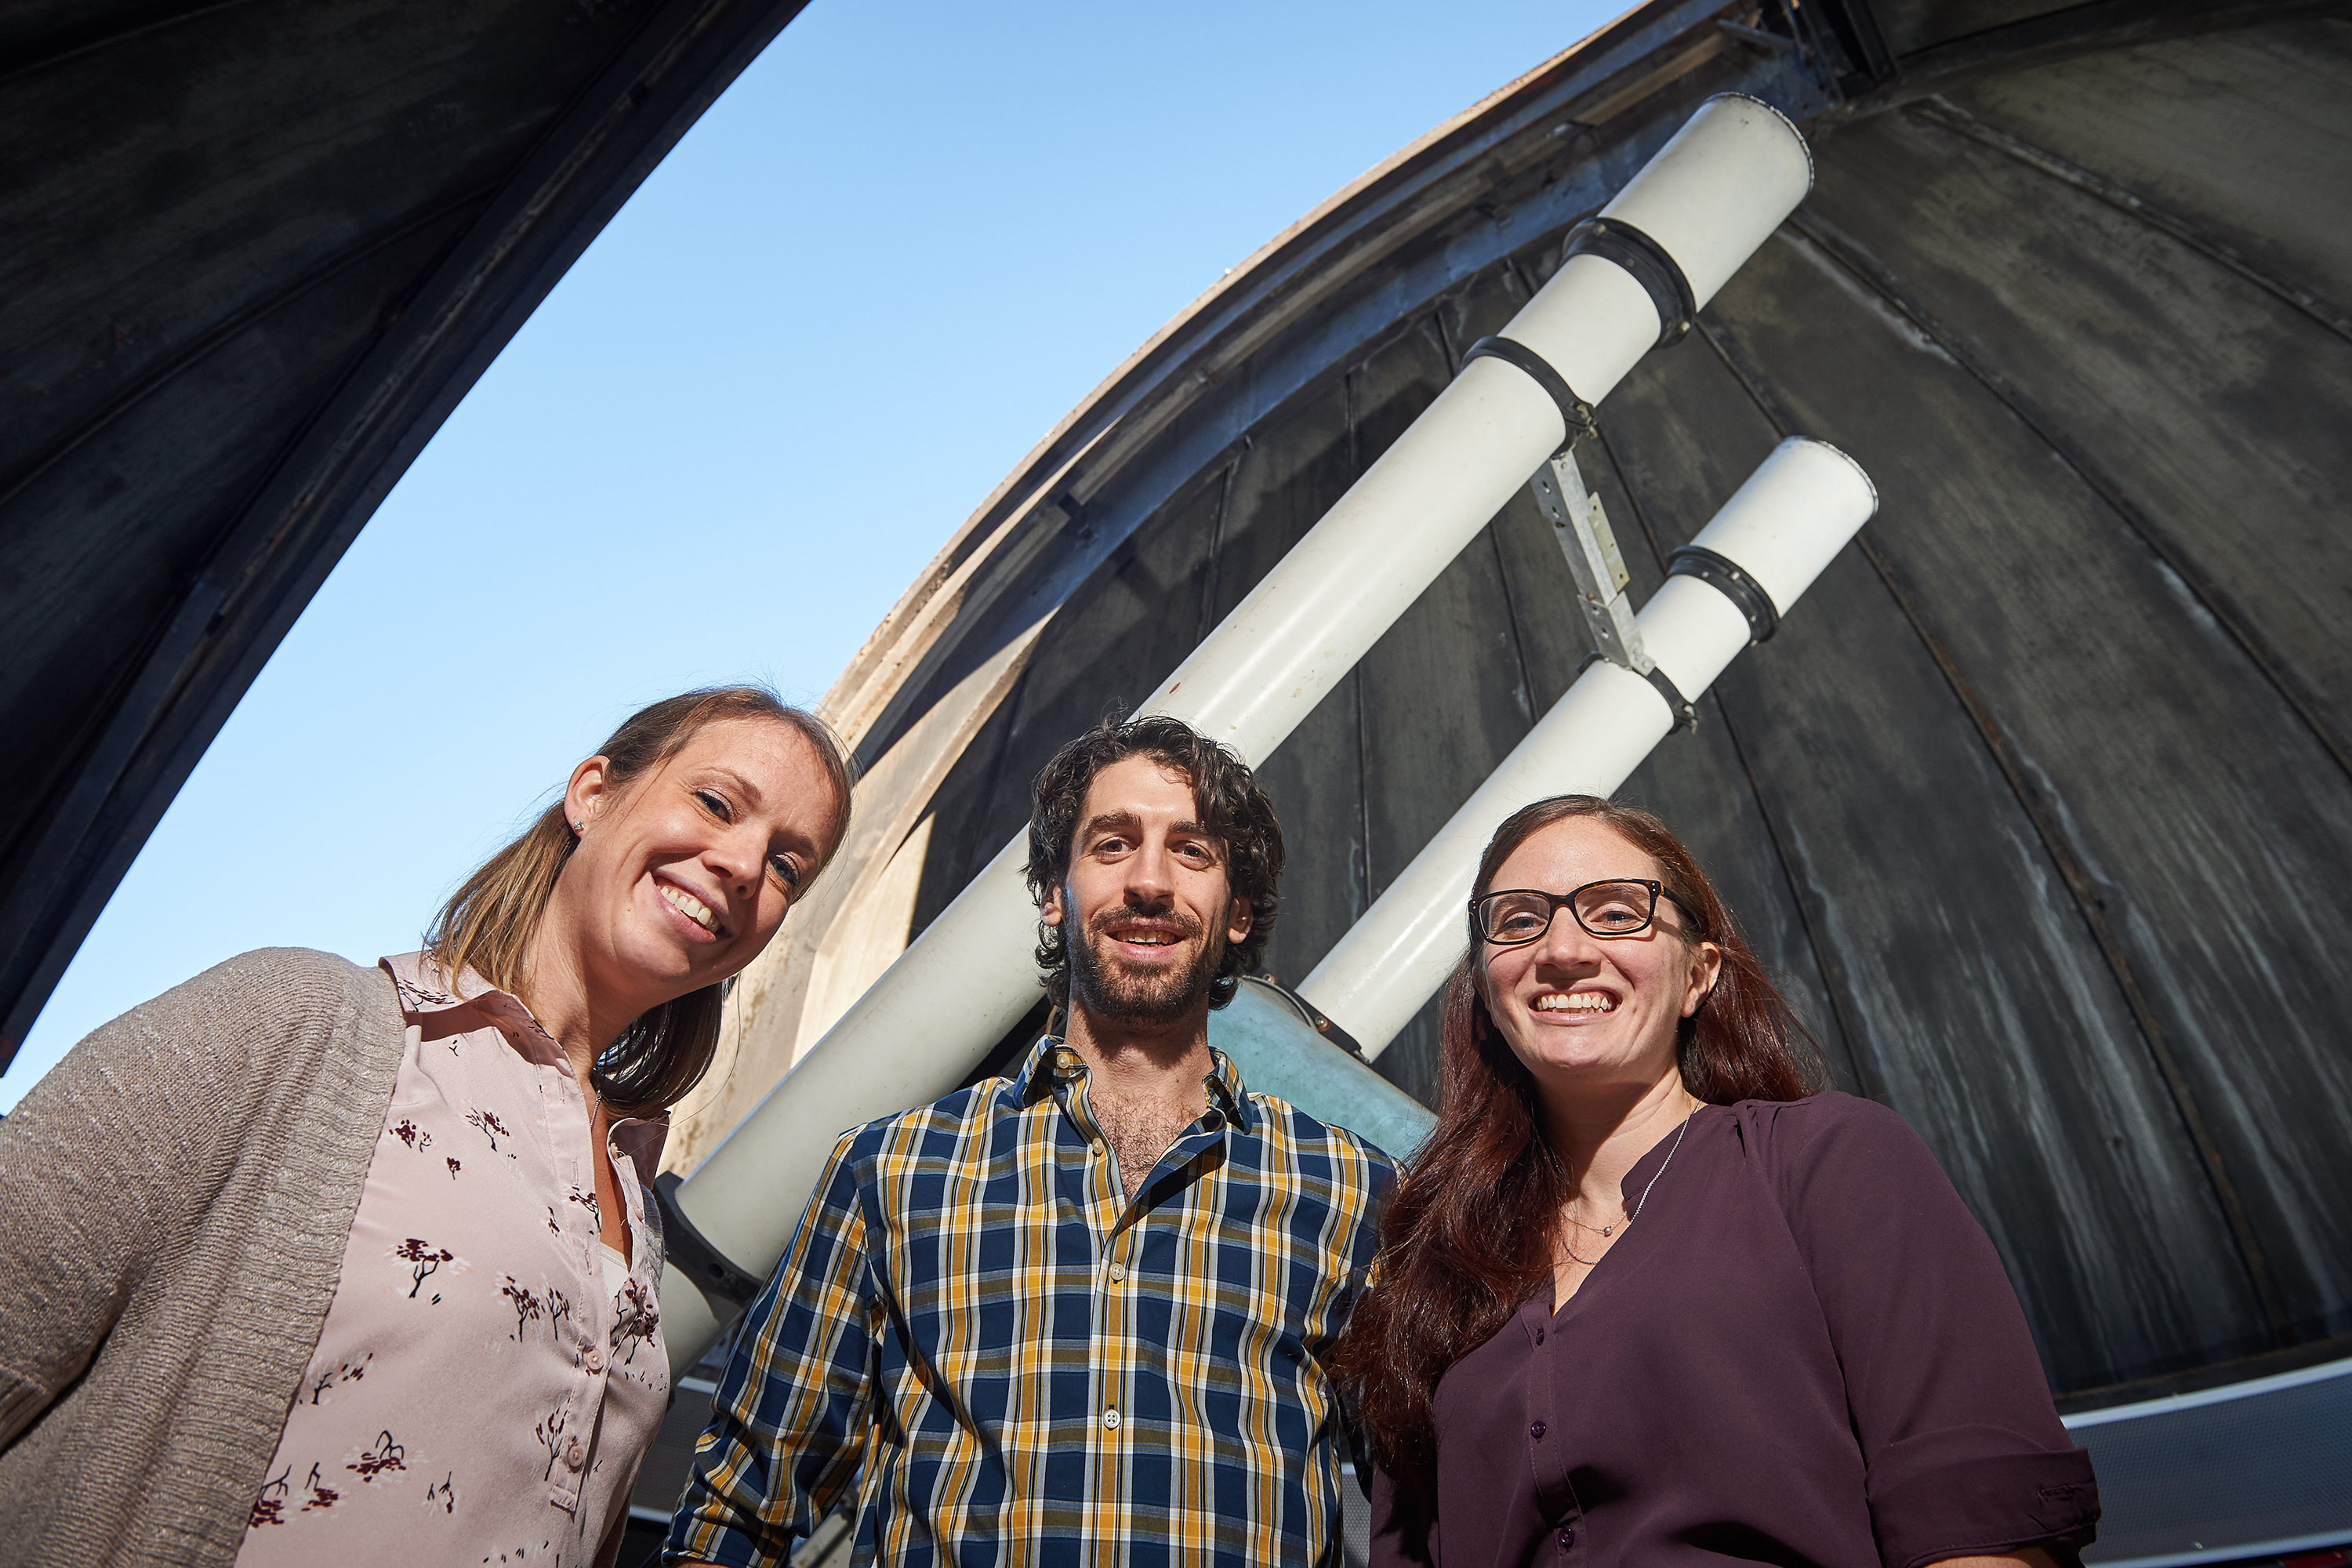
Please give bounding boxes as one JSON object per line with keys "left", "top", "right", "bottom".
{"left": 688, "top": 2, "right": 2352, "bottom": 1403}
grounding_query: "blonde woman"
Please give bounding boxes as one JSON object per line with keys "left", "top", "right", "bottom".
{"left": 0, "top": 686, "right": 851, "bottom": 1568}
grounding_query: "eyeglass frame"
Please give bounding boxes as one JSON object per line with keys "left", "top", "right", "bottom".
{"left": 1469, "top": 878, "right": 1708, "bottom": 948}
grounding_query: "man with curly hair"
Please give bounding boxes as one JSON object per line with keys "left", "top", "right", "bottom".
{"left": 670, "top": 715, "right": 1393, "bottom": 1567}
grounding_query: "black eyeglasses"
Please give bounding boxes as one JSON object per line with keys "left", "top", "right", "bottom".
{"left": 1471, "top": 880, "right": 1704, "bottom": 947}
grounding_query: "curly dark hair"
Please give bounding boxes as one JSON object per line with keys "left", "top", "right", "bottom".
{"left": 1025, "top": 714, "right": 1283, "bottom": 1011}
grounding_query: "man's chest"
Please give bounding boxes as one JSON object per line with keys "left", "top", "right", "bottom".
{"left": 862, "top": 1156, "right": 1353, "bottom": 1359}
{"left": 1091, "top": 1099, "right": 1198, "bottom": 1201}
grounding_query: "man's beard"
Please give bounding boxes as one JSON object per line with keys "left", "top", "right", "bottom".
{"left": 1068, "top": 902, "right": 1228, "bottom": 1026}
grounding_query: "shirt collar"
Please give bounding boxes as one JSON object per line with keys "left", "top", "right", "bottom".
{"left": 379, "top": 951, "right": 564, "bottom": 1066}
{"left": 1011, "top": 1035, "right": 1070, "bottom": 1105}
{"left": 607, "top": 1115, "right": 671, "bottom": 1185}
{"left": 1011, "top": 1033, "right": 1256, "bottom": 1137}
{"left": 379, "top": 953, "right": 672, "bottom": 1152}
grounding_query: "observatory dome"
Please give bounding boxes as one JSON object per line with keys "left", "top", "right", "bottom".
{"left": 682, "top": 0, "right": 2352, "bottom": 1420}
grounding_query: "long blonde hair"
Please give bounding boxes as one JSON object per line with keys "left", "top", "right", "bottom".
{"left": 426, "top": 686, "right": 852, "bottom": 1116}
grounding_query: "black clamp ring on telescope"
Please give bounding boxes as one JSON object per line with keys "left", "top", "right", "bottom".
{"left": 1462, "top": 336, "right": 1595, "bottom": 455}
{"left": 1642, "top": 665, "right": 1700, "bottom": 733}
{"left": 655, "top": 1172, "right": 764, "bottom": 1308}
{"left": 1667, "top": 545, "right": 1780, "bottom": 643}
{"left": 1563, "top": 217, "right": 1697, "bottom": 348}
{"left": 1578, "top": 650, "right": 1700, "bottom": 734}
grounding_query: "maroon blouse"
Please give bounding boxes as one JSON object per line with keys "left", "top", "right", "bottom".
{"left": 1369, "top": 1094, "right": 2098, "bottom": 1568}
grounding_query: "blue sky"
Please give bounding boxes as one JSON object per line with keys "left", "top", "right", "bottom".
{"left": 3, "top": 0, "right": 1616, "bottom": 1108}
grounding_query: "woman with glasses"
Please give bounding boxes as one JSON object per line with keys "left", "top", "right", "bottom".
{"left": 0, "top": 687, "right": 851, "bottom": 1568}
{"left": 1335, "top": 794, "right": 2097, "bottom": 1567}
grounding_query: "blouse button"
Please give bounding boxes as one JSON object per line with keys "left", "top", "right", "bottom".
{"left": 586, "top": 1348, "right": 605, "bottom": 1374}
{"left": 564, "top": 1436, "right": 586, "bottom": 1472}
{"left": 1557, "top": 1525, "right": 1575, "bottom": 1549}
{"left": 1530, "top": 1419, "right": 1547, "bottom": 1439}
{"left": 1102, "top": 1408, "right": 1121, "bottom": 1431}
{"left": 1108, "top": 1263, "right": 1127, "bottom": 1283}
{"left": 1534, "top": 1327, "right": 1545, "bottom": 1345}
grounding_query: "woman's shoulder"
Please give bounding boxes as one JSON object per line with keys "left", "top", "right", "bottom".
{"left": 201, "top": 945, "right": 374, "bottom": 987}
{"left": 1721, "top": 1091, "right": 1940, "bottom": 1181}
{"left": 176, "top": 946, "right": 390, "bottom": 1019}
{"left": 210, "top": 945, "right": 376, "bottom": 985}
{"left": 9, "top": 950, "right": 401, "bottom": 1159}
{"left": 138, "top": 945, "right": 377, "bottom": 996}
{"left": 109, "top": 949, "right": 401, "bottom": 1068}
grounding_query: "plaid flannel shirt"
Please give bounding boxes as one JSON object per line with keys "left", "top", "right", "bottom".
{"left": 664, "top": 1036, "right": 1393, "bottom": 1566}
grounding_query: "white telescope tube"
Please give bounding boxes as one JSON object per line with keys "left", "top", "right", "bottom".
{"left": 1145, "top": 96, "right": 1811, "bottom": 746}
{"left": 1297, "top": 437, "right": 1877, "bottom": 1055}
{"left": 662, "top": 95, "right": 1813, "bottom": 1370}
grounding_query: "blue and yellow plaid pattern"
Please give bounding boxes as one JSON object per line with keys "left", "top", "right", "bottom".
{"left": 664, "top": 1037, "right": 1392, "bottom": 1566}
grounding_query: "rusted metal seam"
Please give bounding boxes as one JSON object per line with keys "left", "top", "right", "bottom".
{"left": 1906, "top": 96, "right": 2352, "bottom": 346}
{"left": 1194, "top": 458, "right": 1239, "bottom": 654}
{"left": 1786, "top": 210, "right": 2352, "bottom": 791}
{"left": 1349, "top": 656, "right": 1373, "bottom": 927}
{"left": 1484, "top": 521, "right": 1541, "bottom": 730}
{"left": 1481, "top": 507, "right": 1544, "bottom": 726}
{"left": 1488, "top": 263, "right": 1549, "bottom": 731}
{"left": 1343, "top": 363, "right": 1376, "bottom": 924}
{"left": 1587, "top": 420, "right": 1879, "bottom": 1100}
{"left": 1435, "top": 281, "right": 1544, "bottom": 732}
{"left": 1698, "top": 677, "right": 1877, "bottom": 1097}
{"left": 1693, "top": 311, "right": 2294, "bottom": 1345}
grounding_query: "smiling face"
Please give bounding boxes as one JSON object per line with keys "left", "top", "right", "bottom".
{"left": 547, "top": 715, "right": 843, "bottom": 1022}
{"left": 1041, "top": 753, "right": 1253, "bottom": 1029}
{"left": 1476, "top": 816, "right": 1722, "bottom": 1101}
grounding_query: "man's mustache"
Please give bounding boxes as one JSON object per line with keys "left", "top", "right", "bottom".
{"left": 1083, "top": 903, "right": 1205, "bottom": 943}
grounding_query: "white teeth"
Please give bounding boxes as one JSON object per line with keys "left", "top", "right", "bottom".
{"left": 661, "top": 884, "right": 720, "bottom": 934}
{"left": 1536, "top": 992, "right": 1614, "bottom": 1013}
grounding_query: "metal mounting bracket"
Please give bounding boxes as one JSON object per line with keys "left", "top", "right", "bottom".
{"left": 1530, "top": 452, "right": 1652, "bottom": 676}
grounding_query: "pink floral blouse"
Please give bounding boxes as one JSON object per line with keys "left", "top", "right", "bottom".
{"left": 237, "top": 954, "right": 669, "bottom": 1568}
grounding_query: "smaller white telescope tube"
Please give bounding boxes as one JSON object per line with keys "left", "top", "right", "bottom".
{"left": 1297, "top": 437, "right": 1875, "bottom": 1056}
{"left": 660, "top": 95, "right": 1815, "bottom": 1374}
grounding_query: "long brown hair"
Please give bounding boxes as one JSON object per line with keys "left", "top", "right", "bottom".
{"left": 425, "top": 686, "right": 853, "bottom": 1116}
{"left": 1334, "top": 796, "right": 1825, "bottom": 1543}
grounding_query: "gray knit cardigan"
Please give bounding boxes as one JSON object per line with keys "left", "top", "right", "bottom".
{"left": 0, "top": 949, "right": 408, "bottom": 1566}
